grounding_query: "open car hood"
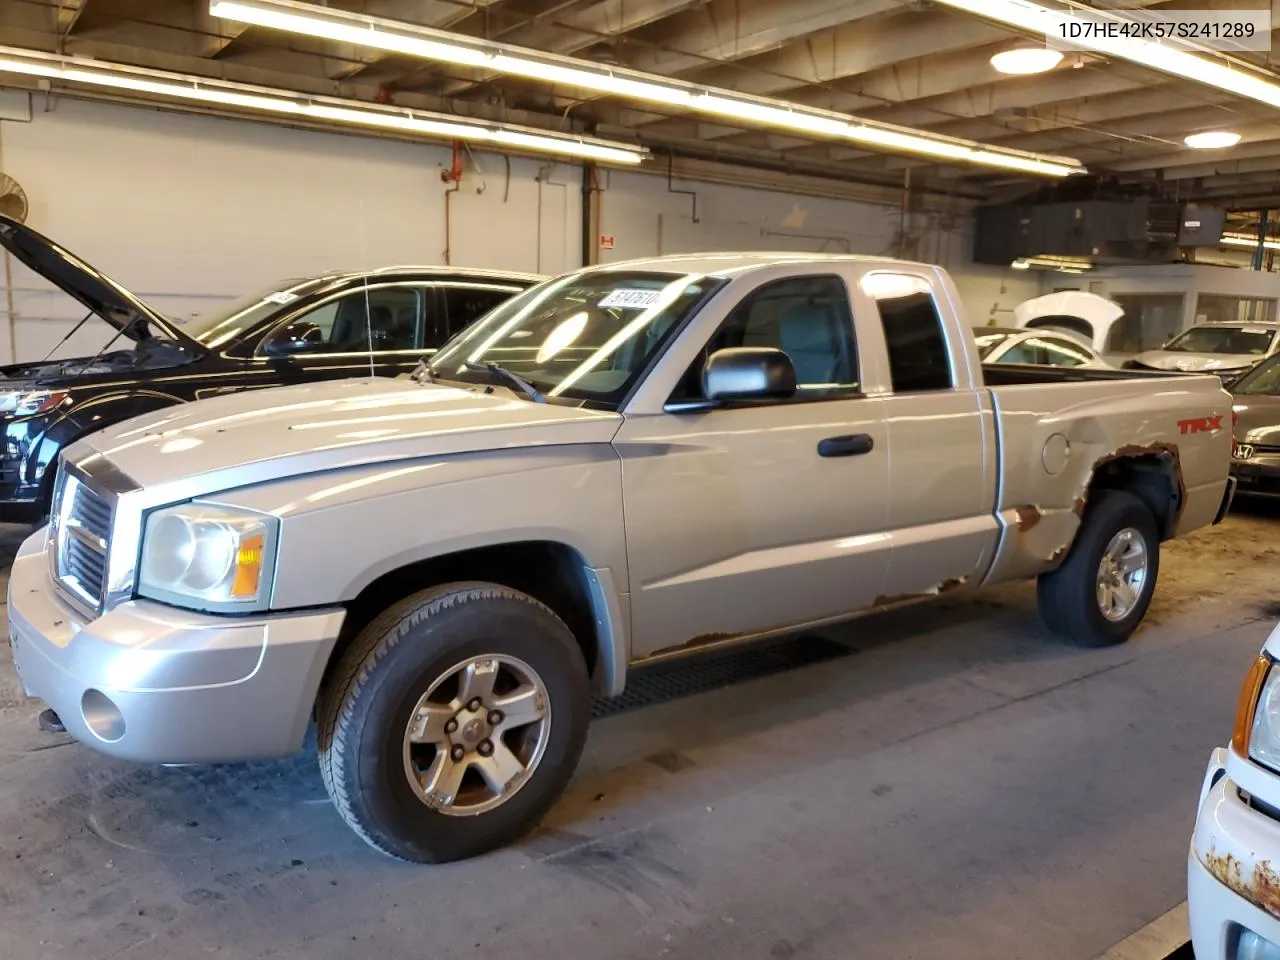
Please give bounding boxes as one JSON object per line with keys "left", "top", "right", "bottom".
{"left": 0, "top": 215, "right": 197, "bottom": 350}
{"left": 1012, "top": 291, "right": 1123, "bottom": 353}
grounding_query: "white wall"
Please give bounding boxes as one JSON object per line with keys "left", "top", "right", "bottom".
{"left": 0, "top": 95, "right": 581, "bottom": 362}
{"left": 595, "top": 168, "right": 1041, "bottom": 326}
{"left": 0, "top": 91, "right": 1036, "bottom": 364}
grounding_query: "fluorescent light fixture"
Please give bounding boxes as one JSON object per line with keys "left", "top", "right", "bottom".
{"left": 1222, "top": 233, "right": 1280, "bottom": 250}
{"left": 0, "top": 47, "right": 646, "bottom": 166}
{"left": 210, "top": 0, "right": 1086, "bottom": 177}
{"left": 930, "top": 0, "right": 1280, "bottom": 109}
{"left": 1011, "top": 259, "right": 1031, "bottom": 269}
{"left": 1184, "top": 130, "right": 1242, "bottom": 149}
{"left": 990, "top": 47, "right": 1064, "bottom": 75}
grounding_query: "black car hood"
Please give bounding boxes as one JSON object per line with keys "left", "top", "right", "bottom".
{"left": 0, "top": 215, "right": 199, "bottom": 351}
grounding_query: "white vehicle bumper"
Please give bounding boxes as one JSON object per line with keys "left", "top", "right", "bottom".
{"left": 1189, "top": 747, "right": 1280, "bottom": 958}
{"left": 6, "top": 530, "right": 345, "bottom": 764}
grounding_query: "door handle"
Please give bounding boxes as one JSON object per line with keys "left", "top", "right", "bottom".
{"left": 818, "top": 433, "right": 874, "bottom": 457}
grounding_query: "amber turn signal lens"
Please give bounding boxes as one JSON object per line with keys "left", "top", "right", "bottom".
{"left": 230, "top": 533, "right": 265, "bottom": 599}
{"left": 1233, "top": 655, "right": 1272, "bottom": 756}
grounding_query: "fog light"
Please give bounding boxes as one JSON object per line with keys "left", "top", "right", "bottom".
{"left": 81, "top": 689, "right": 125, "bottom": 743}
{"left": 1239, "top": 928, "right": 1280, "bottom": 960}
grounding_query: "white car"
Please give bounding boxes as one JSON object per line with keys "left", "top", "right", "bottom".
{"left": 1189, "top": 624, "right": 1280, "bottom": 958}
{"left": 973, "top": 326, "right": 1110, "bottom": 369}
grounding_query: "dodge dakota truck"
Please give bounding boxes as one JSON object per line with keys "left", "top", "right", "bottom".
{"left": 7, "top": 253, "right": 1235, "bottom": 863}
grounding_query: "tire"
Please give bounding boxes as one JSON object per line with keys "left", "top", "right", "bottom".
{"left": 1036, "top": 490, "right": 1160, "bottom": 648}
{"left": 317, "top": 582, "right": 590, "bottom": 863}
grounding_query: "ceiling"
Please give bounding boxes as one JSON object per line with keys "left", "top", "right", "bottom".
{"left": 6, "top": 0, "right": 1280, "bottom": 208}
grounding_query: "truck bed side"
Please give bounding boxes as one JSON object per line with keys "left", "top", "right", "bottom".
{"left": 979, "top": 372, "right": 1232, "bottom": 585}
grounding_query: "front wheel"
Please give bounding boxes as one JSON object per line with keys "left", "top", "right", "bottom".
{"left": 1036, "top": 490, "right": 1160, "bottom": 647}
{"left": 317, "top": 583, "right": 590, "bottom": 863}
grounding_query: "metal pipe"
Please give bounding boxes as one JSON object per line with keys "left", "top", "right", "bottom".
{"left": 1255, "top": 209, "right": 1269, "bottom": 271}
{"left": 441, "top": 141, "right": 463, "bottom": 265}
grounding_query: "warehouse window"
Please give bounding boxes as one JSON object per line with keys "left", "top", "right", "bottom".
{"left": 862, "top": 273, "right": 952, "bottom": 392}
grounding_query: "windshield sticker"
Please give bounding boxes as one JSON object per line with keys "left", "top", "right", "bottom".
{"left": 599, "top": 288, "right": 662, "bottom": 309}
{"left": 262, "top": 292, "right": 299, "bottom": 305}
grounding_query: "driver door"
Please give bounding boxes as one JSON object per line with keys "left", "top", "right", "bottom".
{"left": 258, "top": 283, "right": 432, "bottom": 381}
{"left": 613, "top": 272, "right": 892, "bottom": 660}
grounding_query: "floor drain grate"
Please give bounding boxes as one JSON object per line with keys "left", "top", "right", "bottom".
{"left": 590, "top": 634, "right": 854, "bottom": 719}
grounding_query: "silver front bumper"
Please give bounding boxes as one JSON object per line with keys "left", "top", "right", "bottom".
{"left": 7, "top": 529, "right": 345, "bottom": 764}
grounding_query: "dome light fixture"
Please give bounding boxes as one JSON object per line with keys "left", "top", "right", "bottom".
{"left": 990, "top": 47, "right": 1064, "bottom": 75}
{"left": 1184, "top": 130, "right": 1242, "bottom": 149}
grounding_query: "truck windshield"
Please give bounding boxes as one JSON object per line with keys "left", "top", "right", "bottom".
{"left": 1233, "top": 355, "right": 1280, "bottom": 395}
{"left": 428, "top": 270, "right": 727, "bottom": 406}
{"left": 174, "top": 277, "right": 323, "bottom": 348}
{"left": 1164, "top": 325, "right": 1276, "bottom": 355}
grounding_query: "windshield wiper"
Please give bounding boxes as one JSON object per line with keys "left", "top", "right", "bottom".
{"left": 410, "top": 357, "right": 435, "bottom": 384}
{"left": 460, "top": 361, "right": 547, "bottom": 403}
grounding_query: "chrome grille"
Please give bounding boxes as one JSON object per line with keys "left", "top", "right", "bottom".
{"left": 52, "top": 471, "right": 113, "bottom": 612}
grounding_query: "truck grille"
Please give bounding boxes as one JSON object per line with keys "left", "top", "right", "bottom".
{"left": 52, "top": 471, "right": 113, "bottom": 612}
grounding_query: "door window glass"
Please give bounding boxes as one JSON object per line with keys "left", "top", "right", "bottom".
{"left": 263, "top": 287, "right": 423, "bottom": 355}
{"left": 440, "top": 285, "right": 523, "bottom": 342}
{"left": 671, "top": 275, "right": 859, "bottom": 402}
{"left": 862, "top": 273, "right": 952, "bottom": 392}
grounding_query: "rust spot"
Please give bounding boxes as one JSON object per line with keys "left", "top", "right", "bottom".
{"left": 1013, "top": 506, "right": 1042, "bottom": 532}
{"left": 1048, "top": 544, "right": 1069, "bottom": 564}
{"left": 1205, "top": 846, "right": 1280, "bottom": 918}
{"left": 1072, "top": 497, "right": 1087, "bottom": 518}
{"left": 1079, "top": 441, "right": 1186, "bottom": 530}
{"left": 938, "top": 576, "right": 968, "bottom": 593}
{"left": 646, "top": 632, "right": 739, "bottom": 659}
{"left": 874, "top": 577, "right": 969, "bottom": 608}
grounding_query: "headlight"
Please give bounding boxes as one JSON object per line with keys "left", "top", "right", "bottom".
{"left": 0, "top": 390, "right": 68, "bottom": 416}
{"left": 137, "top": 503, "right": 277, "bottom": 612}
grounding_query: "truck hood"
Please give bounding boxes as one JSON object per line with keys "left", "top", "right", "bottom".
{"left": 1231, "top": 394, "right": 1280, "bottom": 444}
{"left": 1131, "top": 350, "right": 1258, "bottom": 372}
{"left": 0, "top": 215, "right": 198, "bottom": 351}
{"left": 73, "top": 377, "right": 622, "bottom": 492}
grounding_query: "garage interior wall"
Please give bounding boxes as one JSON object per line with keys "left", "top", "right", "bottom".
{"left": 0, "top": 91, "right": 1038, "bottom": 364}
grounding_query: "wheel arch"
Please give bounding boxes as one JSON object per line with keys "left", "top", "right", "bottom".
{"left": 325, "top": 539, "right": 627, "bottom": 700}
{"left": 1081, "top": 446, "right": 1183, "bottom": 540}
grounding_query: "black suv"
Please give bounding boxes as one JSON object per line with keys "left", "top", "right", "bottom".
{"left": 0, "top": 216, "right": 540, "bottom": 521}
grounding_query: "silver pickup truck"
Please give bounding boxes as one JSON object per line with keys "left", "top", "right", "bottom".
{"left": 8, "top": 253, "right": 1234, "bottom": 863}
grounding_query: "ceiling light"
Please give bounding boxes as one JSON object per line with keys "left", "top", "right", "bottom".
{"left": 990, "top": 48, "right": 1064, "bottom": 75}
{"left": 0, "top": 47, "right": 646, "bottom": 166}
{"left": 930, "top": 0, "right": 1280, "bottom": 109}
{"left": 1011, "top": 259, "right": 1031, "bottom": 269}
{"left": 210, "top": 0, "right": 1086, "bottom": 177}
{"left": 1222, "top": 233, "right": 1280, "bottom": 250}
{"left": 1184, "top": 130, "right": 1242, "bottom": 149}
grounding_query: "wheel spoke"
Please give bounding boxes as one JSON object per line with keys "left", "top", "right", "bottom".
{"left": 420, "top": 751, "right": 468, "bottom": 805}
{"left": 1112, "top": 579, "right": 1139, "bottom": 612}
{"left": 1118, "top": 548, "right": 1146, "bottom": 575}
{"left": 1106, "top": 531, "right": 1131, "bottom": 562}
{"left": 406, "top": 703, "right": 453, "bottom": 745}
{"left": 493, "top": 685, "right": 545, "bottom": 730}
{"left": 475, "top": 741, "right": 525, "bottom": 795}
{"left": 1097, "top": 581, "right": 1114, "bottom": 614}
{"left": 455, "top": 659, "right": 499, "bottom": 706}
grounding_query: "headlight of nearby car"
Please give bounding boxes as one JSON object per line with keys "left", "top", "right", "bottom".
{"left": 0, "top": 390, "right": 69, "bottom": 416}
{"left": 137, "top": 503, "right": 277, "bottom": 612}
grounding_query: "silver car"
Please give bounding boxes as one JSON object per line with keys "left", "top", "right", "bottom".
{"left": 1128, "top": 321, "right": 1280, "bottom": 380}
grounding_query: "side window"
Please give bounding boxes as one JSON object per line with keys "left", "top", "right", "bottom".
{"left": 263, "top": 287, "right": 423, "bottom": 355}
{"left": 439, "top": 285, "right": 522, "bottom": 342}
{"left": 671, "top": 275, "right": 859, "bottom": 402}
{"left": 999, "top": 340, "right": 1047, "bottom": 365}
{"left": 1040, "top": 337, "right": 1091, "bottom": 367}
{"left": 862, "top": 273, "right": 952, "bottom": 392}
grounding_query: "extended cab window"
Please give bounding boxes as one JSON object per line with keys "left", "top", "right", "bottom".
{"left": 264, "top": 286, "right": 424, "bottom": 354}
{"left": 439, "top": 284, "right": 523, "bottom": 341}
{"left": 862, "top": 273, "right": 952, "bottom": 392}
{"left": 671, "top": 274, "right": 859, "bottom": 402}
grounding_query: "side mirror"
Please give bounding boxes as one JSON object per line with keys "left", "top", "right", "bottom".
{"left": 703, "top": 347, "right": 796, "bottom": 402}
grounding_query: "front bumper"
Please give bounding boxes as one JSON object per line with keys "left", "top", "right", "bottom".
{"left": 1189, "top": 747, "right": 1280, "bottom": 958}
{"left": 6, "top": 529, "right": 345, "bottom": 763}
{"left": 1232, "top": 459, "right": 1280, "bottom": 498}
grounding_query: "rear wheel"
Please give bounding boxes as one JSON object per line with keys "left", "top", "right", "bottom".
{"left": 1036, "top": 490, "right": 1160, "bottom": 647}
{"left": 317, "top": 583, "right": 590, "bottom": 863}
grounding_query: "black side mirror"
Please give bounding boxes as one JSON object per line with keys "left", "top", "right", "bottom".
{"left": 703, "top": 347, "right": 796, "bottom": 402}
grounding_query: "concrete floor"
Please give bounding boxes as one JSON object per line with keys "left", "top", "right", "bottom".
{"left": 0, "top": 505, "right": 1278, "bottom": 960}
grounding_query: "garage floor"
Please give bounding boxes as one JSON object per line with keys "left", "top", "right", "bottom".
{"left": 0, "top": 506, "right": 1276, "bottom": 960}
